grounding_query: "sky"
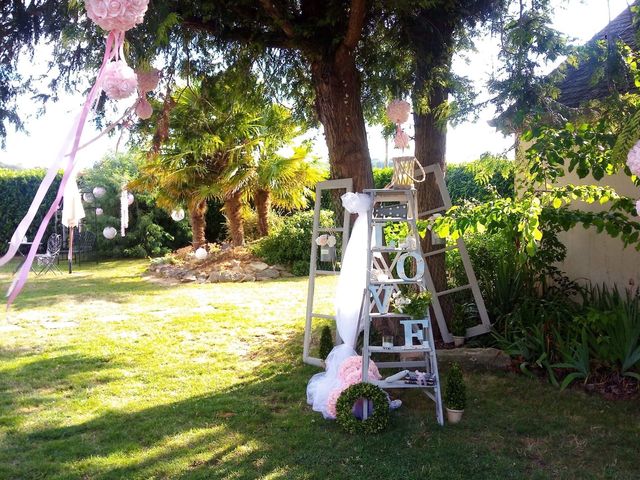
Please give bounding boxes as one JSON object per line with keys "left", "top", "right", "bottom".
{"left": 0, "top": 0, "right": 633, "bottom": 170}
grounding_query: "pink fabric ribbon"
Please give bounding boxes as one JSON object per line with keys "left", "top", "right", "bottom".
{"left": 1, "top": 32, "right": 122, "bottom": 309}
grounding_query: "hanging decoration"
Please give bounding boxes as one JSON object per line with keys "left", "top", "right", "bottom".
{"left": 386, "top": 99, "right": 411, "bottom": 151}
{"left": 82, "top": 192, "right": 95, "bottom": 203}
{"left": 171, "top": 209, "right": 185, "bottom": 222}
{"left": 120, "top": 189, "right": 130, "bottom": 237}
{"left": 96, "top": 208, "right": 104, "bottom": 216}
{"left": 92, "top": 186, "right": 107, "bottom": 199}
{"left": 0, "top": 0, "right": 151, "bottom": 308}
{"left": 627, "top": 141, "right": 640, "bottom": 216}
{"left": 127, "top": 192, "right": 135, "bottom": 205}
{"left": 103, "top": 226, "right": 117, "bottom": 240}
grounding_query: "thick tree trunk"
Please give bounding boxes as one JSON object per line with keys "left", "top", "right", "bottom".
{"left": 310, "top": 47, "right": 373, "bottom": 193}
{"left": 412, "top": 17, "right": 455, "bottom": 341}
{"left": 189, "top": 200, "right": 208, "bottom": 249}
{"left": 225, "top": 191, "right": 245, "bottom": 247}
{"left": 255, "top": 189, "right": 271, "bottom": 237}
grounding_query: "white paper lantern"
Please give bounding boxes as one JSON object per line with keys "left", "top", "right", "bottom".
{"left": 127, "top": 193, "right": 135, "bottom": 205}
{"left": 92, "top": 186, "right": 107, "bottom": 199}
{"left": 171, "top": 209, "right": 185, "bottom": 221}
{"left": 96, "top": 208, "right": 104, "bottom": 216}
{"left": 195, "top": 247, "right": 208, "bottom": 260}
{"left": 103, "top": 226, "right": 117, "bottom": 240}
{"left": 326, "top": 235, "right": 337, "bottom": 247}
{"left": 83, "top": 192, "right": 95, "bottom": 203}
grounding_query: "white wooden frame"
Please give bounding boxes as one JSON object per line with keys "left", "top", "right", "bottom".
{"left": 303, "top": 178, "right": 353, "bottom": 367}
{"left": 417, "top": 164, "right": 491, "bottom": 341}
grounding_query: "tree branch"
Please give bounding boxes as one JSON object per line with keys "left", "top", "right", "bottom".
{"left": 343, "top": 0, "right": 366, "bottom": 50}
{"left": 258, "top": 0, "right": 297, "bottom": 39}
{"left": 182, "top": 18, "right": 295, "bottom": 50}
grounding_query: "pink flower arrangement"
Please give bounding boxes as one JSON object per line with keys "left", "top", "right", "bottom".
{"left": 627, "top": 140, "right": 640, "bottom": 177}
{"left": 386, "top": 99, "right": 411, "bottom": 124}
{"left": 86, "top": 0, "right": 149, "bottom": 32}
{"left": 102, "top": 60, "right": 138, "bottom": 100}
{"left": 325, "top": 356, "right": 381, "bottom": 418}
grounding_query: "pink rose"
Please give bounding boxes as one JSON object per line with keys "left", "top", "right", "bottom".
{"left": 89, "top": 0, "right": 108, "bottom": 18}
{"left": 107, "top": 0, "right": 125, "bottom": 17}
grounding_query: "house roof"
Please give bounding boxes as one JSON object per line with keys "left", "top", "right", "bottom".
{"left": 557, "top": 4, "right": 638, "bottom": 107}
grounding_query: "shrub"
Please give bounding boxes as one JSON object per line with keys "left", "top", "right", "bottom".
{"left": 373, "top": 167, "right": 393, "bottom": 189}
{"left": 319, "top": 325, "right": 334, "bottom": 360}
{"left": 252, "top": 209, "right": 334, "bottom": 274}
{"left": 0, "top": 168, "right": 62, "bottom": 246}
{"left": 444, "top": 363, "right": 466, "bottom": 410}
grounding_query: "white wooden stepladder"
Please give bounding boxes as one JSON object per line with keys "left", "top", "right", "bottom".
{"left": 361, "top": 188, "right": 444, "bottom": 426}
{"left": 303, "top": 178, "right": 353, "bottom": 367}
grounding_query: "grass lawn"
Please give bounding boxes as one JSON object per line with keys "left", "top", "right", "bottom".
{"left": 0, "top": 260, "right": 638, "bottom": 480}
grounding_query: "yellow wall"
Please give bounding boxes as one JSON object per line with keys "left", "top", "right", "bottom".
{"left": 553, "top": 167, "right": 640, "bottom": 289}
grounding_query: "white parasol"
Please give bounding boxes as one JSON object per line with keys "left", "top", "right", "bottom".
{"left": 61, "top": 176, "right": 85, "bottom": 273}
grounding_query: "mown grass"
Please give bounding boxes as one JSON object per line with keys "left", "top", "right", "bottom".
{"left": 0, "top": 260, "right": 638, "bottom": 479}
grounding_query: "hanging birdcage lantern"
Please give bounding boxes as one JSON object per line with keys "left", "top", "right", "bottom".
{"left": 391, "top": 156, "right": 426, "bottom": 189}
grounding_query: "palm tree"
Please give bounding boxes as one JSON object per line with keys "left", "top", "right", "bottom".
{"left": 131, "top": 77, "right": 261, "bottom": 249}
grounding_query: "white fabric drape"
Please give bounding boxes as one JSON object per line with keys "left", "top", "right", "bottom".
{"left": 307, "top": 192, "right": 372, "bottom": 418}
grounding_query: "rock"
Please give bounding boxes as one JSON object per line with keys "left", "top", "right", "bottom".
{"left": 241, "top": 274, "right": 256, "bottom": 282}
{"left": 256, "top": 268, "right": 280, "bottom": 280}
{"left": 220, "top": 270, "right": 244, "bottom": 282}
{"left": 248, "top": 261, "right": 269, "bottom": 272}
{"left": 272, "top": 264, "right": 289, "bottom": 271}
{"left": 181, "top": 275, "right": 197, "bottom": 283}
{"left": 280, "top": 271, "right": 294, "bottom": 278}
{"left": 208, "top": 271, "right": 221, "bottom": 283}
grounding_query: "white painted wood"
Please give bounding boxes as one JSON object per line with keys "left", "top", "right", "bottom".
{"left": 303, "top": 178, "right": 353, "bottom": 367}
{"left": 361, "top": 188, "right": 444, "bottom": 426}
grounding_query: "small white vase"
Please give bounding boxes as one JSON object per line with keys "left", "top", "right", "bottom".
{"left": 453, "top": 336, "right": 465, "bottom": 348}
{"left": 446, "top": 407, "right": 464, "bottom": 424}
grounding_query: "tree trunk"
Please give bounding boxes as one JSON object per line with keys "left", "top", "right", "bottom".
{"left": 189, "top": 199, "right": 208, "bottom": 249}
{"left": 310, "top": 47, "right": 373, "bottom": 193}
{"left": 255, "top": 189, "right": 271, "bottom": 237}
{"left": 225, "top": 191, "right": 245, "bottom": 247}
{"left": 412, "top": 17, "right": 456, "bottom": 341}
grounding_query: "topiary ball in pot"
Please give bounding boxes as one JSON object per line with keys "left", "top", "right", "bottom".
{"left": 319, "top": 325, "right": 334, "bottom": 360}
{"left": 444, "top": 362, "right": 466, "bottom": 424}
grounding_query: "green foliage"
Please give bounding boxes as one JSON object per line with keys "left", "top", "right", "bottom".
{"left": 335, "top": 383, "right": 390, "bottom": 435}
{"left": 251, "top": 210, "right": 334, "bottom": 274}
{"left": 0, "top": 168, "right": 61, "bottom": 246}
{"left": 373, "top": 168, "right": 393, "bottom": 189}
{"left": 319, "top": 326, "right": 334, "bottom": 361}
{"left": 446, "top": 155, "right": 515, "bottom": 205}
{"left": 80, "top": 153, "right": 191, "bottom": 258}
{"left": 444, "top": 363, "right": 466, "bottom": 410}
{"left": 393, "top": 290, "right": 432, "bottom": 320}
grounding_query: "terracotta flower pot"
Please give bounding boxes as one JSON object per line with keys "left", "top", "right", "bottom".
{"left": 453, "top": 336, "right": 465, "bottom": 348}
{"left": 446, "top": 407, "right": 464, "bottom": 424}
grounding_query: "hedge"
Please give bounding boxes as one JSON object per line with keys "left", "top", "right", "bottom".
{"left": 0, "top": 168, "right": 62, "bottom": 248}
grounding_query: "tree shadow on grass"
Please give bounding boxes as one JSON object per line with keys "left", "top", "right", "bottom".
{"left": 1, "top": 263, "right": 172, "bottom": 311}
{"left": 0, "top": 329, "right": 534, "bottom": 480}
{"left": 0, "top": 350, "right": 122, "bottom": 430}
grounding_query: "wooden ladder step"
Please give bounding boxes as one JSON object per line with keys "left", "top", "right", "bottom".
{"left": 424, "top": 244, "right": 458, "bottom": 257}
{"left": 436, "top": 284, "right": 471, "bottom": 296}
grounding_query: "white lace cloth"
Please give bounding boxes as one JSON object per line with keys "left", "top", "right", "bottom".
{"left": 306, "top": 192, "right": 372, "bottom": 418}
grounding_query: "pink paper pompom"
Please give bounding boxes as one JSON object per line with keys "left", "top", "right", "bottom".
{"left": 636, "top": 199, "right": 640, "bottom": 216}
{"left": 627, "top": 140, "right": 640, "bottom": 177}
{"left": 86, "top": 0, "right": 148, "bottom": 32}
{"left": 386, "top": 99, "right": 411, "bottom": 124}
{"left": 394, "top": 129, "right": 410, "bottom": 149}
{"left": 337, "top": 356, "right": 381, "bottom": 384}
{"left": 136, "top": 68, "right": 161, "bottom": 92}
{"left": 102, "top": 60, "right": 138, "bottom": 99}
{"left": 135, "top": 97, "right": 153, "bottom": 119}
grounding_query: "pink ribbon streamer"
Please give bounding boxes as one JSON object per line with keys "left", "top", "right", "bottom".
{"left": 3, "top": 31, "right": 122, "bottom": 309}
